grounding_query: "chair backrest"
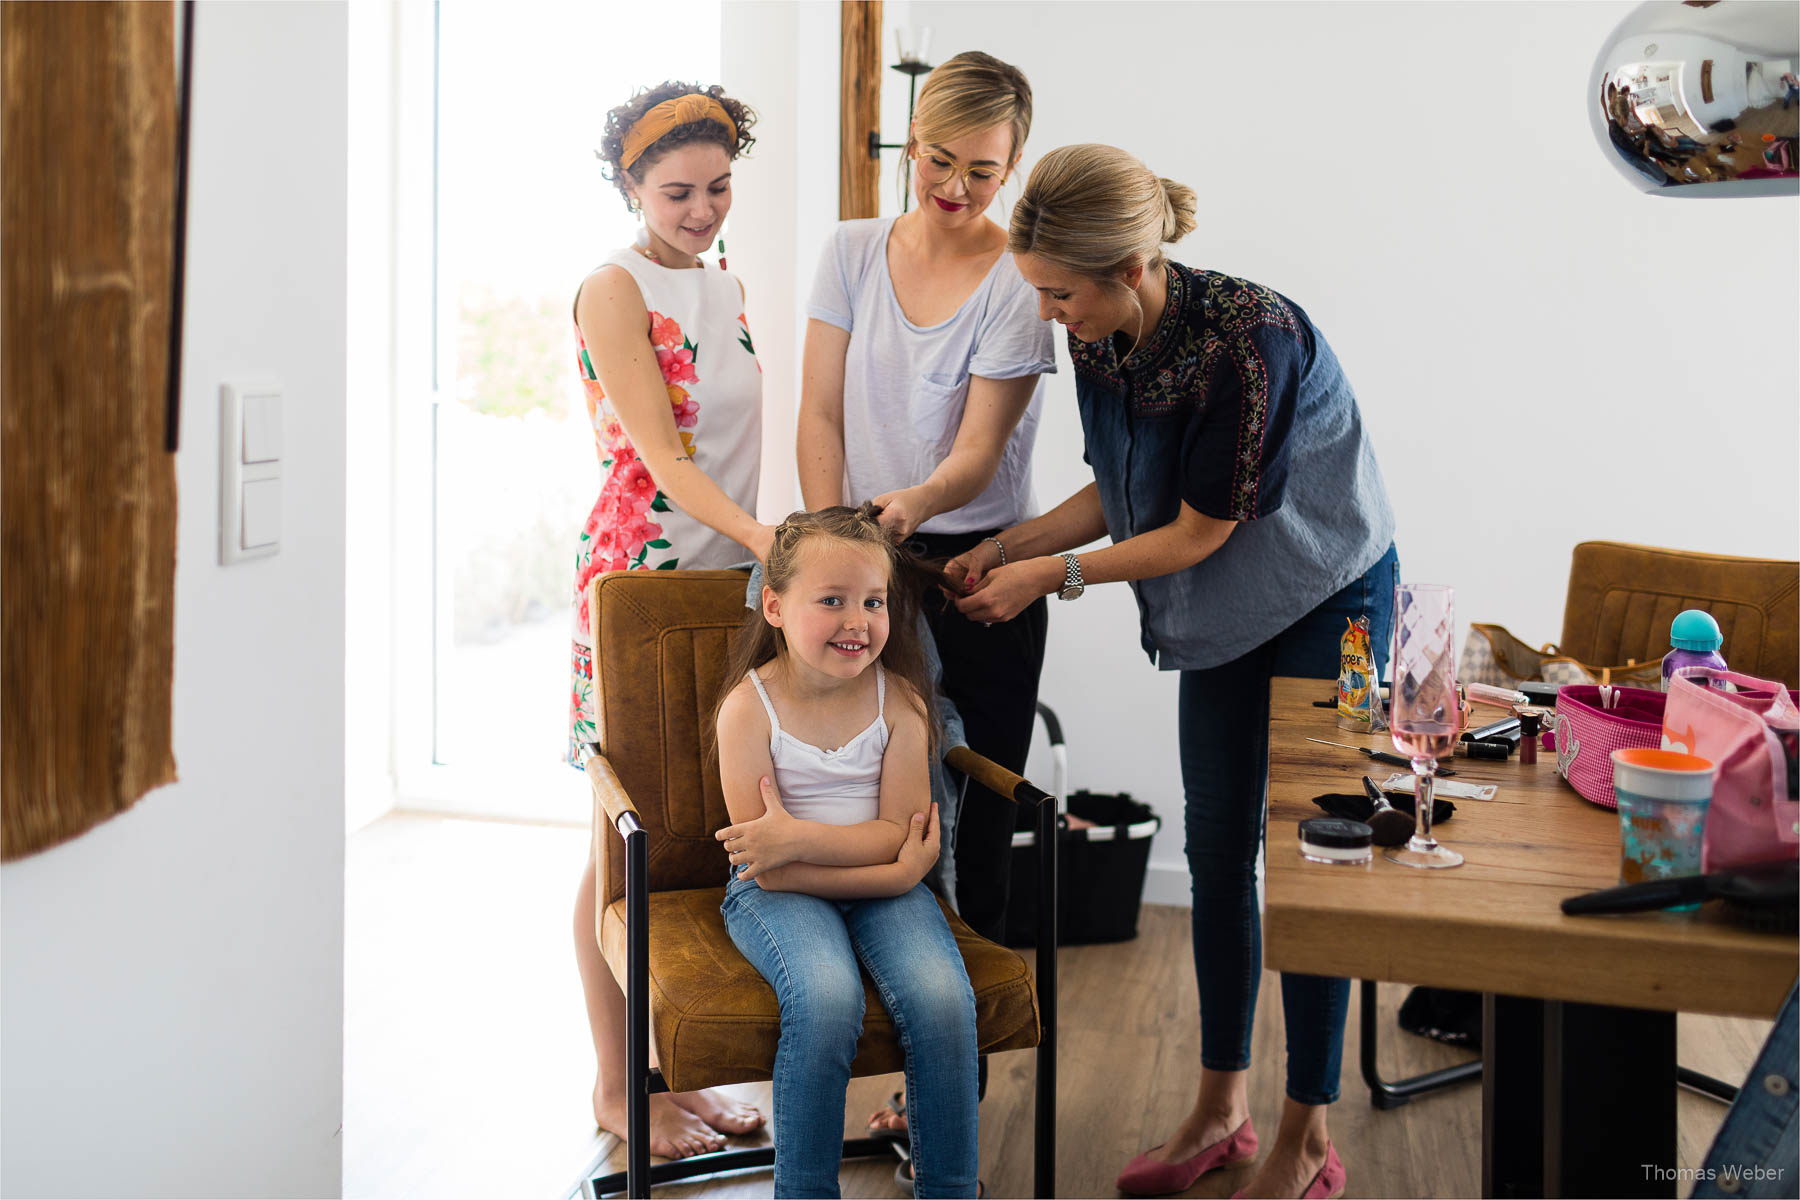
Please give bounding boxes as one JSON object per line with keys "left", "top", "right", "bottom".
{"left": 1558, "top": 541, "right": 1799, "bottom": 686}
{"left": 590, "top": 569, "right": 751, "bottom": 907}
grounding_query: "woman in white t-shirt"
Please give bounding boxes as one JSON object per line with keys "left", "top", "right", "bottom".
{"left": 795, "top": 49, "right": 1054, "bottom": 1147}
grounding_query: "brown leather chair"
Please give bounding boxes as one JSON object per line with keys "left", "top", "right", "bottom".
{"left": 580, "top": 570, "right": 1058, "bottom": 1198}
{"left": 1558, "top": 541, "right": 1798, "bottom": 686}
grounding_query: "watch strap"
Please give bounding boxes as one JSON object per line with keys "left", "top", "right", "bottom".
{"left": 1060, "top": 553, "right": 1084, "bottom": 597}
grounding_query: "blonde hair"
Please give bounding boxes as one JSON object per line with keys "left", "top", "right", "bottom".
{"left": 1008, "top": 143, "right": 1196, "bottom": 279}
{"left": 1008, "top": 144, "right": 1196, "bottom": 346}
{"left": 899, "top": 51, "right": 1034, "bottom": 208}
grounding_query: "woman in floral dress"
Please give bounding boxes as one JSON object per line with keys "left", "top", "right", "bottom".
{"left": 569, "top": 81, "right": 770, "bottom": 1157}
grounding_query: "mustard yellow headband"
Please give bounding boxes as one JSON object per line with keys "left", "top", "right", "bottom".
{"left": 620, "top": 94, "right": 737, "bottom": 170}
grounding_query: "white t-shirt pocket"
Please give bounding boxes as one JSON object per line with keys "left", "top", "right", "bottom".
{"left": 911, "top": 371, "right": 969, "bottom": 476}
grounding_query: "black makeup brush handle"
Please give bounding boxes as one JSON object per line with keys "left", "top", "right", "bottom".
{"left": 1561, "top": 875, "right": 1704, "bottom": 915}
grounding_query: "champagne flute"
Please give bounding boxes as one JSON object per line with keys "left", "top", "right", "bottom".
{"left": 1386, "top": 583, "right": 1464, "bottom": 869}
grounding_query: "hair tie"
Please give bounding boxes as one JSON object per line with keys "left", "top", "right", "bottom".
{"left": 620, "top": 94, "right": 737, "bottom": 170}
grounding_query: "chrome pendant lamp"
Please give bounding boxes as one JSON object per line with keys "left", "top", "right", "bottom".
{"left": 1591, "top": 0, "right": 1800, "bottom": 197}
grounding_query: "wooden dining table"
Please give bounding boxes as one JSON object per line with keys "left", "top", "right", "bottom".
{"left": 1261, "top": 676, "right": 1796, "bottom": 1198}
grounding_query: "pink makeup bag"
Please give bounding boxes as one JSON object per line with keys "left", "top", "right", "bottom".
{"left": 1662, "top": 668, "right": 1800, "bottom": 873}
{"left": 1554, "top": 685, "right": 1667, "bottom": 809}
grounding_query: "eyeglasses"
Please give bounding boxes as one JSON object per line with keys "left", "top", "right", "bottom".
{"left": 910, "top": 148, "right": 1008, "bottom": 196}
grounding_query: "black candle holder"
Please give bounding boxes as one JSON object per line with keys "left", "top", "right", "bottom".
{"left": 867, "top": 60, "right": 934, "bottom": 212}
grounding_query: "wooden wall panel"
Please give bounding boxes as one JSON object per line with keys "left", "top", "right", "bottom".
{"left": 2, "top": 1, "right": 180, "bottom": 859}
{"left": 839, "top": 0, "right": 882, "bottom": 219}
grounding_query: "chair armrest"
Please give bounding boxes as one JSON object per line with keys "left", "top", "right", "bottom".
{"left": 944, "top": 745, "right": 1054, "bottom": 807}
{"left": 584, "top": 747, "right": 643, "bottom": 836}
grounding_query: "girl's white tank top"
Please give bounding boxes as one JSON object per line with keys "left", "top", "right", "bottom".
{"left": 746, "top": 666, "right": 887, "bottom": 826}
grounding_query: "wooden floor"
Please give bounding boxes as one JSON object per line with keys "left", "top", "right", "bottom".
{"left": 342, "top": 814, "right": 1771, "bottom": 1200}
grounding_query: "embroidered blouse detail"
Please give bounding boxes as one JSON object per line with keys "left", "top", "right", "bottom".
{"left": 1069, "top": 263, "right": 1304, "bottom": 521}
{"left": 1070, "top": 261, "right": 1395, "bottom": 672}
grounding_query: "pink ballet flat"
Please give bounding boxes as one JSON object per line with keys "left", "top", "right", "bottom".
{"left": 1116, "top": 1117, "right": 1258, "bottom": 1196}
{"left": 1229, "top": 1140, "right": 1345, "bottom": 1200}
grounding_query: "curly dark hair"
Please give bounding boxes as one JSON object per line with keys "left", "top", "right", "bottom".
{"left": 596, "top": 81, "right": 757, "bottom": 211}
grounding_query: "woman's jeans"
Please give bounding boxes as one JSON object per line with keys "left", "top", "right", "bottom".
{"left": 1179, "top": 543, "right": 1399, "bottom": 1106}
{"left": 1693, "top": 982, "right": 1798, "bottom": 1198}
{"left": 722, "top": 871, "right": 979, "bottom": 1198}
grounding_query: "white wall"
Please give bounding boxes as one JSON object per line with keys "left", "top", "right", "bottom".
{"left": 722, "top": 0, "right": 842, "bottom": 524}
{"left": 730, "top": 1, "right": 1800, "bottom": 904}
{"left": 0, "top": 4, "right": 349, "bottom": 1196}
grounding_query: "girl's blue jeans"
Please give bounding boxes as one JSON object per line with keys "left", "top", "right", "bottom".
{"left": 722, "top": 870, "right": 979, "bottom": 1198}
{"left": 1179, "top": 543, "right": 1398, "bottom": 1106}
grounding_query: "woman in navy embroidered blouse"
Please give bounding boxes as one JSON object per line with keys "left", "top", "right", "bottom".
{"left": 950, "top": 144, "right": 1397, "bottom": 1200}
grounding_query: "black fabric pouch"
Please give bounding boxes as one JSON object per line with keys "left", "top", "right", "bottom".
{"left": 1310, "top": 790, "right": 1455, "bottom": 825}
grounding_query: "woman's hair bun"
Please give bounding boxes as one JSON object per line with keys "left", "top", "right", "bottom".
{"left": 1159, "top": 177, "right": 1198, "bottom": 244}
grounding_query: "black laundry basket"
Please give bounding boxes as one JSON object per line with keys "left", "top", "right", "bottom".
{"left": 1002, "top": 703, "right": 1162, "bottom": 947}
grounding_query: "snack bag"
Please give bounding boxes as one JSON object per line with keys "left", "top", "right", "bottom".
{"left": 1337, "top": 615, "right": 1389, "bottom": 733}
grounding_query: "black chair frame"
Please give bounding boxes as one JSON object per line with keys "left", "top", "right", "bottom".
{"left": 585, "top": 747, "right": 1060, "bottom": 1199}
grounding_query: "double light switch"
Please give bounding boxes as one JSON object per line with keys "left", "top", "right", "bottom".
{"left": 219, "top": 382, "right": 283, "bottom": 564}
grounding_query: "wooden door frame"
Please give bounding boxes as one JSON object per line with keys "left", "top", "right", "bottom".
{"left": 839, "top": 0, "right": 881, "bottom": 219}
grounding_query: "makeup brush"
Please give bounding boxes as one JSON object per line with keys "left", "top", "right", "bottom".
{"left": 1361, "top": 776, "right": 1417, "bottom": 846}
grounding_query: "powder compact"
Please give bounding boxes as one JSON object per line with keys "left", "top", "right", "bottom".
{"left": 1298, "top": 817, "right": 1374, "bottom": 865}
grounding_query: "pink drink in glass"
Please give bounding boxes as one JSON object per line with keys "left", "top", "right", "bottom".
{"left": 1387, "top": 583, "right": 1463, "bottom": 869}
{"left": 1392, "top": 719, "right": 1458, "bottom": 764}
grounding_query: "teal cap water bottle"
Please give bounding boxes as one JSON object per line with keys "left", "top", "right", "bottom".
{"left": 1668, "top": 609, "right": 1723, "bottom": 651}
{"left": 1662, "top": 609, "right": 1727, "bottom": 691}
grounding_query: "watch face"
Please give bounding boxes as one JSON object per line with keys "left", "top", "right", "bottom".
{"left": 1058, "top": 584, "right": 1084, "bottom": 601}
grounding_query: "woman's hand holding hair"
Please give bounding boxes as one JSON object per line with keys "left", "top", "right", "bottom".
{"left": 870, "top": 485, "right": 936, "bottom": 541}
{"left": 943, "top": 537, "right": 1005, "bottom": 596}
{"left": 716, "top": 777, "right": 802, "bottom": 881}
{"left": 896, "top": 802, "right": 940, "bottom": 885}
{"left": 950, "top": 557, "right": 1058, "bottom": 626}
{"left": 952, "top": 501, "right": 1236, "bottom": 624}
{"left": 954, "top": 558, "right": 1060, "bottom": 624}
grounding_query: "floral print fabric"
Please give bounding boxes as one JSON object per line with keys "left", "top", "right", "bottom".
{"left": 567, "top": 249, "right": 763, "bottom": 764}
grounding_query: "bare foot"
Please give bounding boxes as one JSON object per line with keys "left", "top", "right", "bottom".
{"left": 672, "top": 1089, "right": 764, "bottom": 1136}
{"left": 867, "top": 1103, "right": 907, "bottom": 1134}
{"left": 594, "top": 1083, "right": 725, "bottom": 1159}
{"left": 1237, "top": 1138, "right": 1331, "bottom": 1199}
{"left": 1140, "top": 1106, "right": 1251, "bottom": 1164}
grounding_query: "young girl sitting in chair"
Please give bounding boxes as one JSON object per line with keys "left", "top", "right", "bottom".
{"left": 710, "top": 504, "right": 980, "bottom": 1199}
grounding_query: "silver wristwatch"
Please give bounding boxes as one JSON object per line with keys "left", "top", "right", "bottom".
{"left": 1057, "top": 553, "right": 1085, "bottom": 601}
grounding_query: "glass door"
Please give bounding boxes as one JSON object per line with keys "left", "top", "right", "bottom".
{"left": 429, "top": 0, "right": 722, "bottom": 819}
